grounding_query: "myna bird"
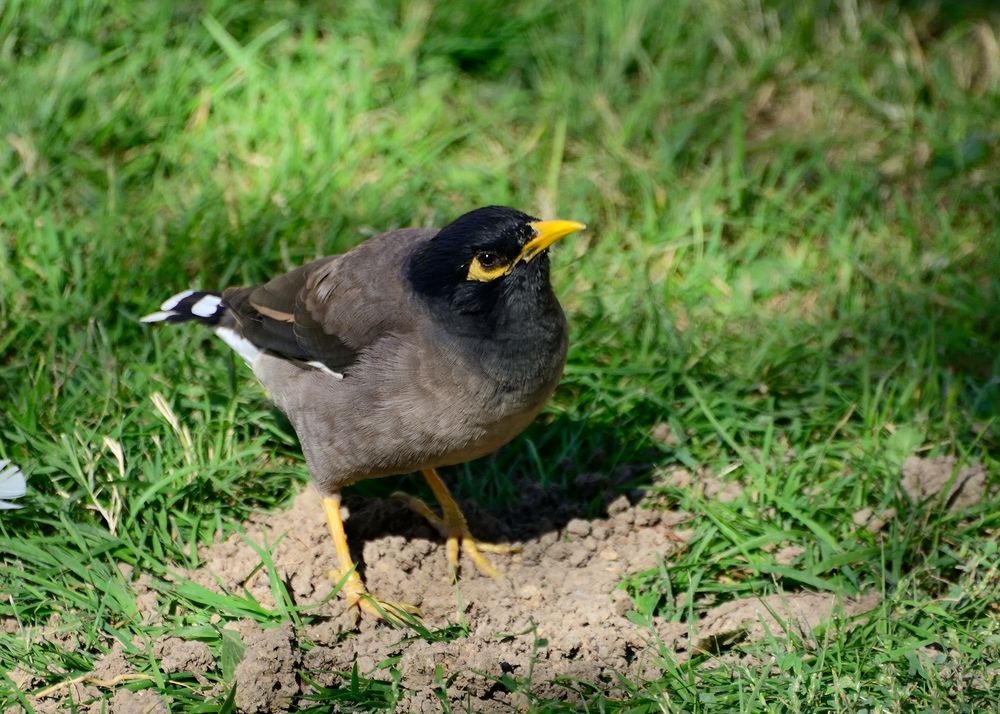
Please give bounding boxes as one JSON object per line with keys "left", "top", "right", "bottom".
{"left": 142, "top": 206, "right": 585, "bottom": 620}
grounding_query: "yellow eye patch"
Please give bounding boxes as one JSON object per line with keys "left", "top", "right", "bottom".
{"left": 466, "top": 254, "right": 511, "bottom": 282}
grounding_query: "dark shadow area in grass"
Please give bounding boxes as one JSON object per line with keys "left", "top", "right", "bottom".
{"left": 884, "top": 0, "right": 1000, "bottom": 33}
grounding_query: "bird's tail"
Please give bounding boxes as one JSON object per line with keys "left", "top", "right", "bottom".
{"left": 141, "top": 289, "right": 263, "bottom": 365}
{"left": 140, "top": 290, "right": 226, "bottom": 325}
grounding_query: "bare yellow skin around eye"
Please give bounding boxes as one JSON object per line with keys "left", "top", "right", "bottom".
{"left": 466, "top": 255, "right": 511, "bottom": 282}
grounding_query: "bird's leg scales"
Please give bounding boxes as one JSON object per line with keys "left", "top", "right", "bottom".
{"left": 321, "top": 495, "right": 420, "bottom": 625}
{"left": 394, "top": 469, "right": 520, "bottom": 581}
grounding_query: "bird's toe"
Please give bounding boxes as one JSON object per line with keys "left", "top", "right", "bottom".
{"left": 328, "top": 567, "right": 421, "bottom": 626}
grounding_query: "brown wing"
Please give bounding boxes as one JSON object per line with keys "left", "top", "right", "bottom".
{"left": 221, "top": 228, "right": 435, "bottom": 373}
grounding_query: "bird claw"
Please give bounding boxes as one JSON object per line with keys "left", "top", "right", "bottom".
{"left": 393, "top": 491, "right": 521, "bottom": 581}
{"left": 328, "top": 567, "right": 421, "bottom": 626}
{"left": 449, "top": 535, "right": 521, "bottom": 581}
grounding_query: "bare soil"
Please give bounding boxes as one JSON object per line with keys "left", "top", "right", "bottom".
{"left": 13, "top": 468, "right": 900, "bottom": 713}
{"left": 181, "top": 484, "right": 697, "bottom": 712}
{"left": 900, "top": 455, "right": 989, "bottom": 512}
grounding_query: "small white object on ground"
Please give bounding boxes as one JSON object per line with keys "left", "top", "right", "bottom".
{"left": 0, "top": 458, "right": 27, "bottom": 509}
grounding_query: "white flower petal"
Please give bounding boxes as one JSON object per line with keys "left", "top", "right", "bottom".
{"left": 0, "top": 460, "right": 27, "bottom": 503}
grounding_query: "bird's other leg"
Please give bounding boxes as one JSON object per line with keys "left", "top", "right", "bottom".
{"left": 321, "top": 492, "right": 419, "bottom": 624}
{"left": 395, "top": 468, "right": 520, "bottom": 581}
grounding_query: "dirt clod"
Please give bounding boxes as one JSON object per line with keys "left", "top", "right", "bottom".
{"left": 691, "top": 591, "right": 880, "bottom": 654}
{"left": 853, "top": 507, "right": 897, "bottom": 533}
{"left": 233, "top": 622, "right": 300, "bottom": 714}
{"left": 772, "top": 544, "right": 805, "bottom": 565}
{"left": 91, "top": 644, "right": 131, "bottom": 681}
{"left": 662, "top": 466, "right": 743, "bottom": 503}
{"left": 901, "top": 456, "right": 989, "bottom": 512}
{"left": 6, "top": 665, "right": 37, "bottom": 691}
{"left": 105, "top": 688, "right": 169, "bottom": 714}
{"left": 153, "top": 636, "right": 214, "bottom": 682}
{"left": 564, "top": 517, "right": 591, "bottom": 537}
{"left": 651, "top": 422, "right": 680, "bottom": 446}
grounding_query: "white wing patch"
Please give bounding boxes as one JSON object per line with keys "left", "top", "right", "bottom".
{"left": 161, "top": 290, "right": 195, "bottom": 311}
{"left": 140, "top": 311, "right": 175, "bottom": 323}
{"left": 191, "top": 294, "right": 223, "bottom": 317}
{"left": 215, "top": 328, "right": 343, "bottom": 378}
{"left": 307, "top": 361, "right": 344, "bottom": 379}
{"left": 0, "top": 459, "right": 26, "bottom": 510}
{"left": 214, "top": 326, "right": 263, "bottom": 365}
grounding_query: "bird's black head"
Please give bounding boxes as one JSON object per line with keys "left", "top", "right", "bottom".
{"left": 407, "top": 206, "right": 585, "bottom": 328}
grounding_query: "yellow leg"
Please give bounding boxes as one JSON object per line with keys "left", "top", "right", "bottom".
{"left": 395, "top": 468, "right": 520, "bottom": 581}
{"left": 321, "top": 494, "right": 419, "bottom": 624}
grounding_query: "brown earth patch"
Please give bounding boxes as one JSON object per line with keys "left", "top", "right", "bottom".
{"left": 689, "top": 590, "right": 881, "bottom": 657}
{"left": 233, "top": 622, "right": 300, "bottom": 714}
{"left": 152, "top": 637, "right": 214, "bottom": 684}
{"left": 104, "top": 689, "right": 169, "bottom": 714}
{"left": 158, "top": 484, "right": 873, "bottom": 711}
{"left": 900, "top": 456, "right": 990, "bottom": 512}
{"left": 11, "top": 481, "right": 882, "bottom": 712}
{"left": 172, "top": 486, "right": 695, "bottom": 711}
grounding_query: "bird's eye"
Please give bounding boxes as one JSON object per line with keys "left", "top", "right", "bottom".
{"left": 476, "top": 252, "right": 500, "bottom": 269}
{"left": 467, "top": 251, "right": 510, "bottom": 281}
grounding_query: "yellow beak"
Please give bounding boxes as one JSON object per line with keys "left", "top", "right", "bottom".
{"left": 520, "top": 220, "right": 587, "bottom": 263}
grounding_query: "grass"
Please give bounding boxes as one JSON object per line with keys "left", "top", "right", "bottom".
{"left": 1, "top": 0, "right": 998, "bottom": 710}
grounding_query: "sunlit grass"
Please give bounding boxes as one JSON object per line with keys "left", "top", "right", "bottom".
{"left": 1, "top": 0, "right": 998, "bottom": 710}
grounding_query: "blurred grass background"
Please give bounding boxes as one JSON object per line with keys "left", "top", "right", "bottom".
{"left": 1, "top": 0, "right": 998, "bottom": 711}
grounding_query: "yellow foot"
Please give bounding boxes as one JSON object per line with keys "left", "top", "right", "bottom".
{"left": 328, "top": 567, "right": 421, "bottom": 626}
{"left": 321, "top": 494, "right": 419, "bottom": 626}
{"left": 394, "top": 489, "right": 521, "bottom": 581}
